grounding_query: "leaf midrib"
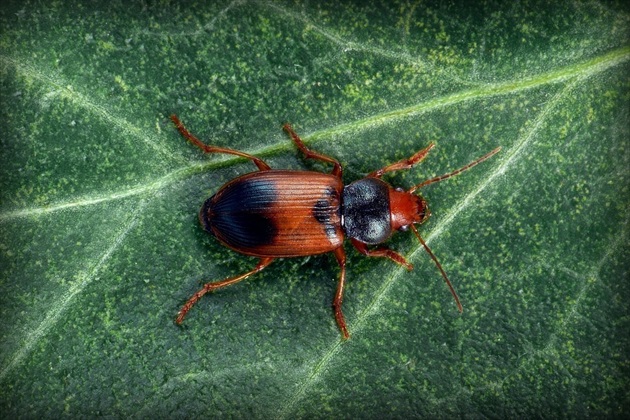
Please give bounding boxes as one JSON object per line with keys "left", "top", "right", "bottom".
{"left": 1, "top": 46, "right": 627, "bottom": 221}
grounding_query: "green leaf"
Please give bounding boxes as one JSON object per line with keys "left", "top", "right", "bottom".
{"left": 1, "top": 0, "right": 628, "bottom": 417}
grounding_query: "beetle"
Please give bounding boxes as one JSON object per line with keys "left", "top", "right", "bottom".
{"left": 171, "top": 114, "right": 500, "bottom": 339}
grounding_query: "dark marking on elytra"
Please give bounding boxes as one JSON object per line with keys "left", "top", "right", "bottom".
{"left": 313, "top": 186, "right": 341, "bottom": 239}
{"left": 202, "top": 178, "right": 279, "bottom": 249}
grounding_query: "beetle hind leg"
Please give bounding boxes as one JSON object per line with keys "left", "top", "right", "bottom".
{"left": 351, "top": 238, "right": 413, "bottom": 270}
{"left": 171, "top": 114, "right": 271, "bottom": 171}
{"left": 175, "top": 257, "right": 274, "bottom": 325}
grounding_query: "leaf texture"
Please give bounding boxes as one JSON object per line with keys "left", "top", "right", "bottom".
{"left": 1, "top": 0, "right": 629, "bottom": 417}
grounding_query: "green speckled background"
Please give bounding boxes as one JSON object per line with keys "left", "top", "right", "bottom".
{"left": 1, "top": 0, "right": 628, "bottom": 417}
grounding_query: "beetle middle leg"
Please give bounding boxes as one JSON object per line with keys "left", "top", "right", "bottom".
{"left": 283, "top": 124, "right": 343, "bottom": 178}
{"left": 171, "top": 115, "right": 271, "bottom": 171}
{"left": 332, "top": 247, "right": 350, "bottom": 339}
{"left": 350, "top": 239, "right": 413, "bottom": 270}
{"left": 176, "top": 257, "right": 274, "bottom": 325}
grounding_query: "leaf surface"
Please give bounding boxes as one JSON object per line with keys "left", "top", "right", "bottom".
{"left": 1, "top": 0, "right": 629, "bottom": 417}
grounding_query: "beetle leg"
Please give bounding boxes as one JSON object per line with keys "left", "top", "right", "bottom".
{"left": 367, "top": 143, "right": 434, "bottom": 178}
{"left": 171, "top": 115, "right": 271, "bottom": 171}
{"left": 283, "top": 123, "right": 343, "bottom": 178}
{"left": 175, "top": 257, "right": 274, "bottom": 325}
{"left": 408, "top": 146, "right": 502, "bottom": 192}
{"left": 332, "top": 247, "right": 350, "bottom": 339}
{"left": 351, "top": 238, "right": 413, "bottom": 270}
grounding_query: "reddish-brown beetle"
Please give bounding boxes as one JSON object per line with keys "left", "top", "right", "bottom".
{"left": 171, "top": 115, "right": 500, "bottom": 338}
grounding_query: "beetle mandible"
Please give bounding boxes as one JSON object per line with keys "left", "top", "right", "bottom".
{"left": 171, "top": 115, "right": 500, "bottom": 339}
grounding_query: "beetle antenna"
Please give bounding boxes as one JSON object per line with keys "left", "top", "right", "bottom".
{"left": 408, "top": 146, "right": 501, "bottom": 193}
{"left": 410, "top": 224, "right": 463, "bottom": 313}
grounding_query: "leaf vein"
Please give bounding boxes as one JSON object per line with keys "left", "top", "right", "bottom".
{"left": 0, "top": 200, "right": 148, "bottom": 382}
{"left": 0, "top": 54, "right": 184, "bottom": 165}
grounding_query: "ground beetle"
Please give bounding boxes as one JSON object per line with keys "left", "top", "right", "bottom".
{"left": 171, "top": 115, "right": 500, "bottom": 339}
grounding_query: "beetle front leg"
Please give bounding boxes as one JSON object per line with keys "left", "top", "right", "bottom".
{"left": 176, "top": 257, "right": 274, "bottom": 324}
{"left": 367, "top": 143, "right": 434, "bottom": 178}
{"left": 332, "top": 247, "right": 350, "bottom": 339}
{"left": 283, "top": 124, "right": 343, "bottom": 178}
{"left": 351, "top": 239, "right": 413, "bottom": 270}
{"left": 171, "top": 115, "right": 272, "bottom": 171}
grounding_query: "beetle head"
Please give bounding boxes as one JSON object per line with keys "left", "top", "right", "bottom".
{"left": 380, "top": 145, "right": 501, "bottom": 315}
{"left": 389, "top": 187, "right": 431, "bottom": 232}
